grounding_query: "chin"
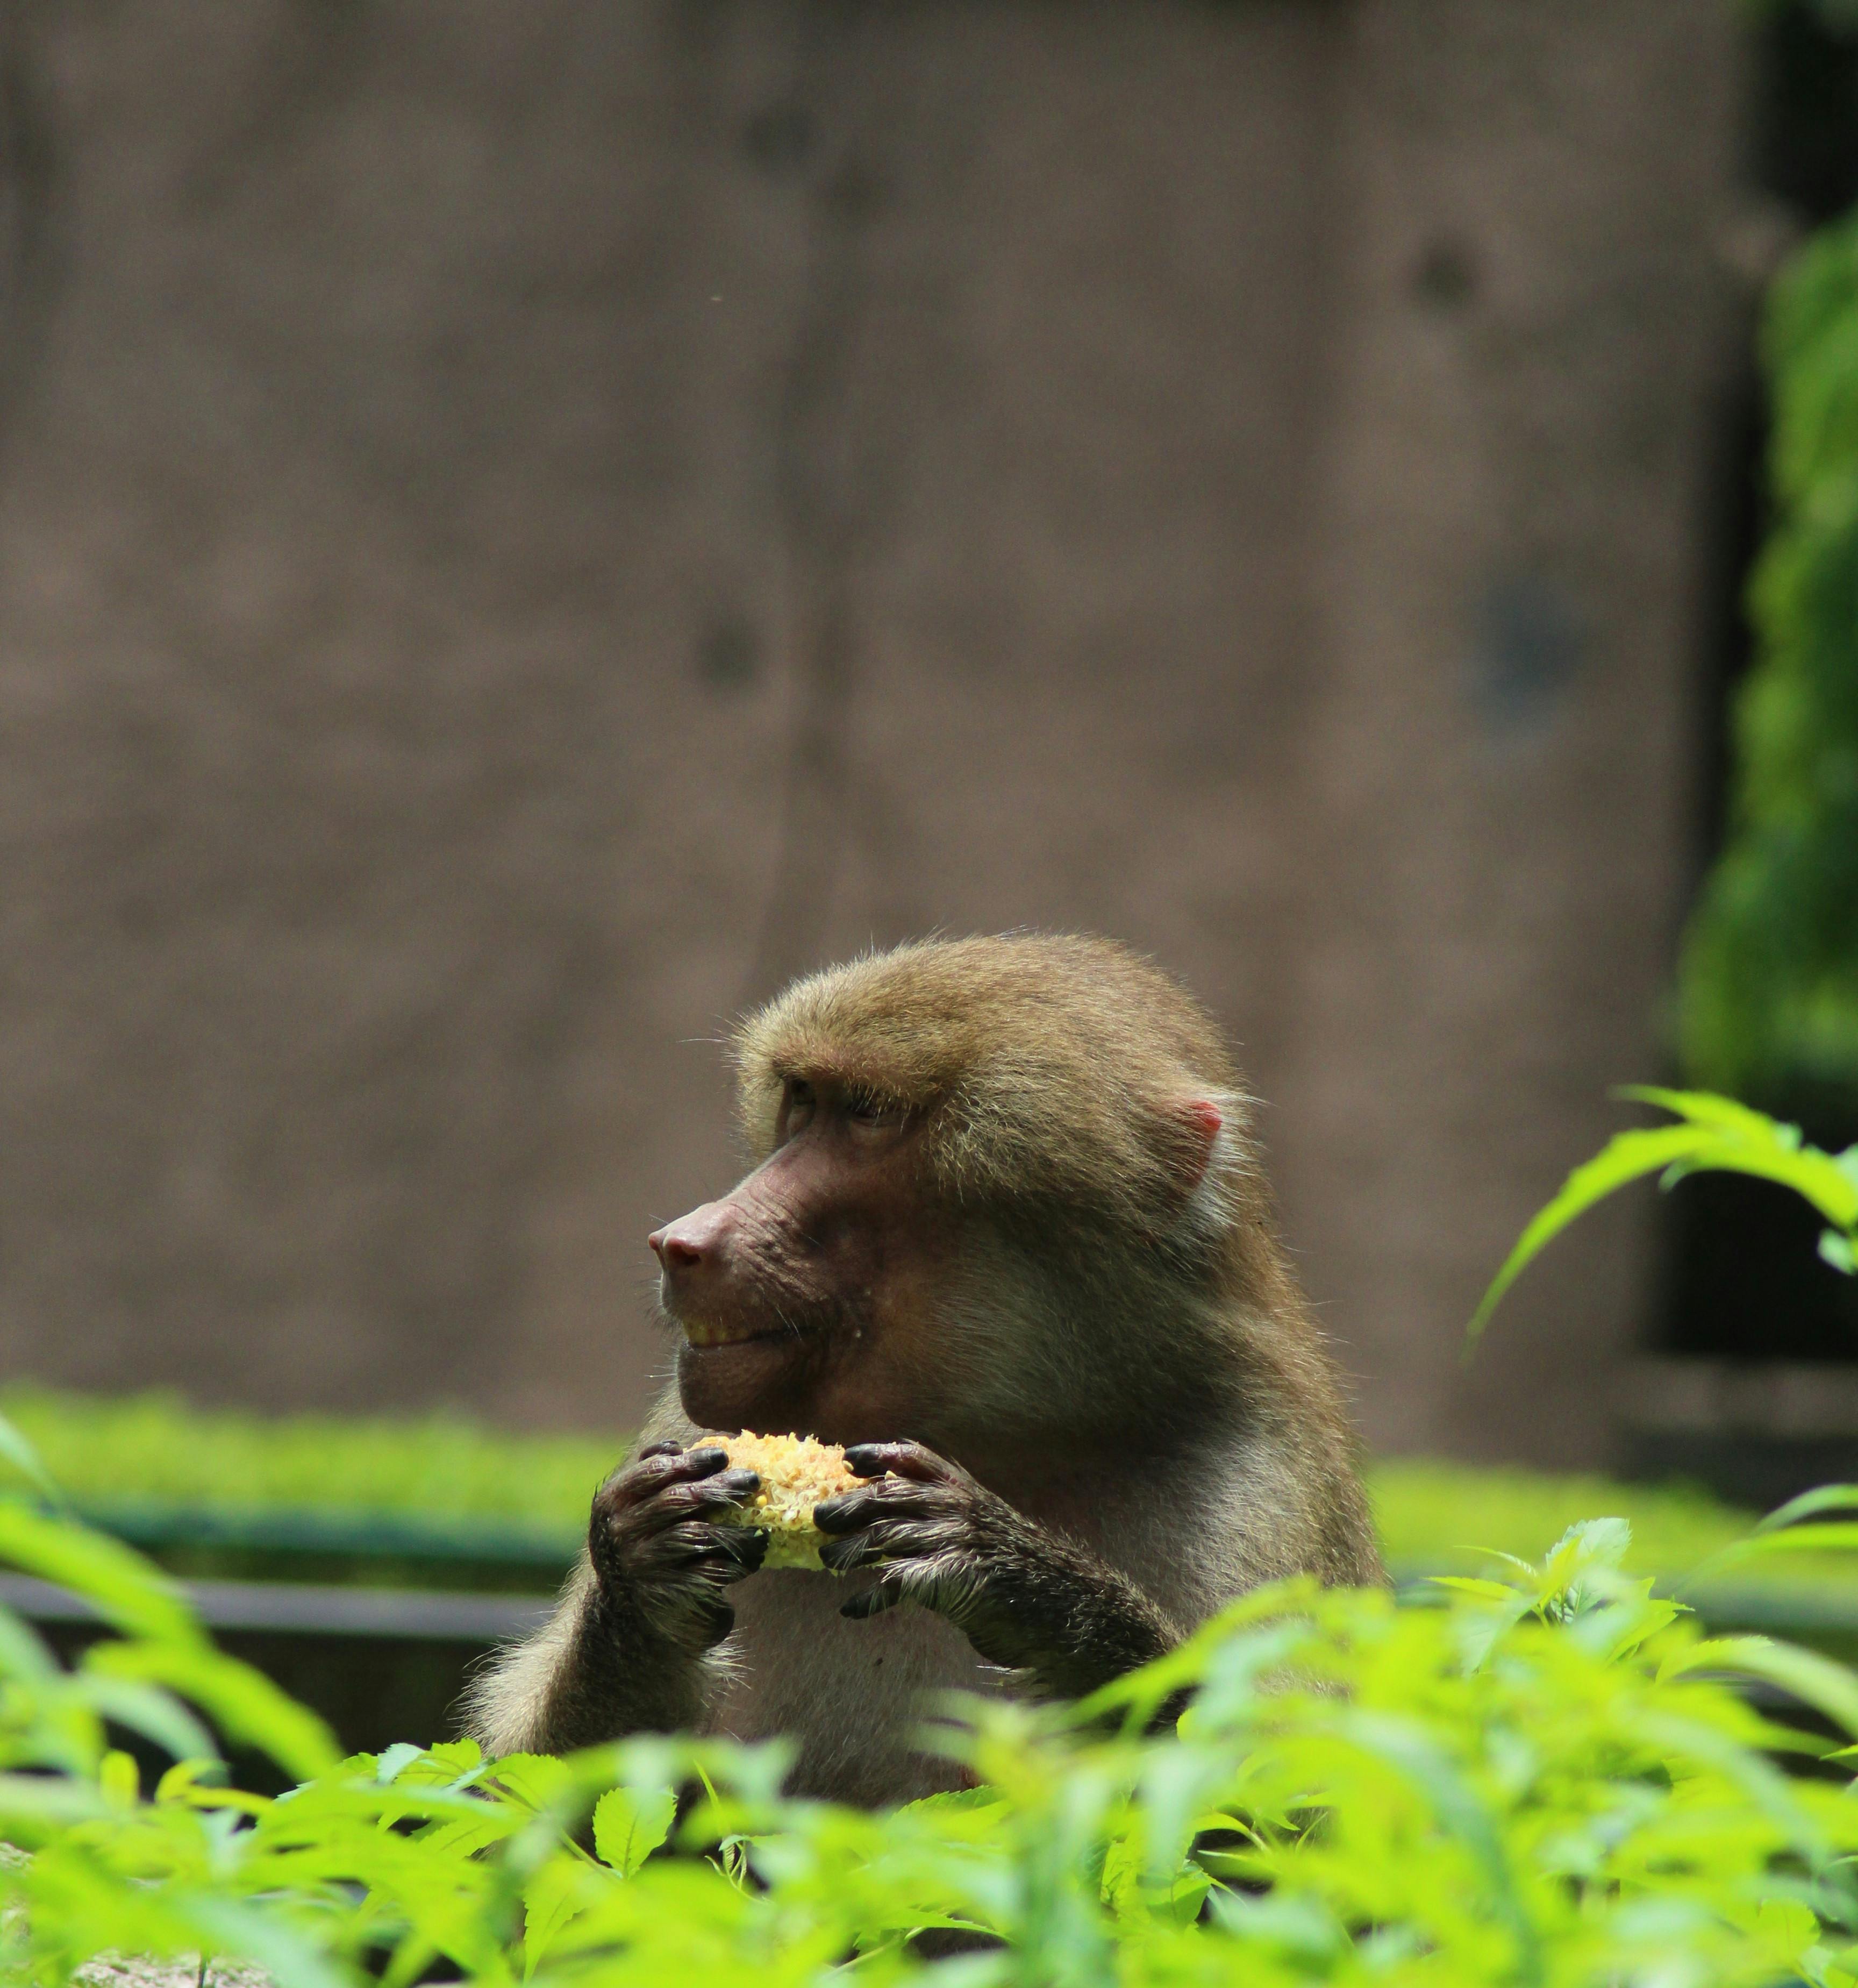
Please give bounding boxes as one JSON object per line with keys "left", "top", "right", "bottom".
{"left": 676, "top": 1330, "right": 823, "bottom": 1434}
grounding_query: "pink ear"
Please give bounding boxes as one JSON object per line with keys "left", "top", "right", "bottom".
{"left": 1175, "top": 1098, "right": 1223, "bottom": 1192}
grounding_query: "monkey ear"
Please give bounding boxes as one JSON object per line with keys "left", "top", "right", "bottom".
{"left": 1169, "top": 1098, "right": 1225, "bottom": 1196}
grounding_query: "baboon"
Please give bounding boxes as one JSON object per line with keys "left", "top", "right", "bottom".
{"left": 466, "top": 934, "right": 1381, "bottom": 1804}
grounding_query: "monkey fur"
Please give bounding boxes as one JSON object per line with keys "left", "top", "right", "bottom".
{"left": 464, "top": 934, "right": 1382, "bottom": 1804}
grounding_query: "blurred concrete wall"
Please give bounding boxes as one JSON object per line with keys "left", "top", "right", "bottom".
{"left": 0, "top": 0, "right": 1743, "bottom": 1463}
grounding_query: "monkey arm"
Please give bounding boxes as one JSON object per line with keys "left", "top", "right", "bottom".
{"left": 461, "top": 1558, "right": 721, "bottom": 1755}
{"left": 462, "top": 1444, "right": 765, "bottom": 1756}
{"left": 812, "top": 1441, "right": 1183, "bottom": 1701}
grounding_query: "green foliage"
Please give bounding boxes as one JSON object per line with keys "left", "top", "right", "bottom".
{"left": 1, "top": 1383, "right": 1819, "bottom": 1607}
{"left": 3, "top": 1463, "right": 1858, "bottom": 1988}
{"left": 1470, "top": 1086, "right": 1858, "bottom": 1339}
{"left": 0, "top": 1388, "right": 614, "bottom": 1538}
{"left": 1455, "top": 1089, "right": 1858, "bottom": 1635}
{"left": 1372, "top": 1459, "right": 1858, "bottom": 1644}
{"left": 5, "top": 1093, "right": 1858, "bottom": 1983}
{"left": 1680, "top": 205, "right": 1858, "bottom": 1096}
{"left": 1370, "top": 1458, "right": 1757, "bottom": 1578}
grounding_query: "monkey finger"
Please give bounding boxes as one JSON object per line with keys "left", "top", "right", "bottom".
{"left": 663, "top": 1591, "right": 737, "bottom": 1651}
{"left": 844, "top": 1440, "right": 960, "bottom": 1485}
{"left": 818, "top": 1534, "right": 882, "bottom": 1574}
{"left": 602, "top": 1445, "right": 731, "bottom": 1512}
{"left": 627, "top": 1468, "right": 760, "bottom": 1533}
{"left": 710, "top": 1526, "right": 770, "bottom": 1578}
{"left": 642, "top": 1444, "right": 728, "bottom": 1483}
{"left": 642, "top": 1519, "right": 741, "bottom": 1565}
{"left": 838, "top": 1576, "right": 906, "bottom": 1621}
{"left": 810, "top": 1490, "right": 872, "bottom": 1534}
{"left": 652, "top": 1522, "right": 768, "bottom": 1576}
{"left": 818, "top": 1519, "right": 945, "bottom": 1573}
{"left": 683, "top": 1467, "right": 761, "bottom": 1507}
{"left": 636, "top": 1441, "right": 683, "bottom": 1459}
{"left": 813, "top": 1481, "right": 945, "bottom": 1534}
{"left": 701, "top": 1597, "right": 738, "bottom": 1645}
{"left": 650, "top": 1533, "right": 767, "bottom": 1584}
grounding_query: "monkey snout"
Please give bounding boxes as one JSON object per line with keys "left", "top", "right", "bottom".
{"left": 649, "top": 1202, "right": 737, "bottom": 1292}
{"left": 652, "top": 1202, "right": 787, "bottom": 1351}
{"left": 649, "top": 1229, "right": 703, "bottom": 1273}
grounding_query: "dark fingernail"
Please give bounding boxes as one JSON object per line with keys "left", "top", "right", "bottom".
{"left": 843, "top": 1445, "right": 889, "bottom": 1476}
{"left": 839, "top": 1585, "right": 891, "bottom": 1620}
{"left": 687, "top": 1447, "right": 728, "bottom": 1476}
{"left": 717, "top": 1469, "right": 760, "bottom": 1496}
{"left": 812, "top": 1494, "right": 856, "bottom": 1531}
{"left": 817, "top": 1536, "right": 861, "bottom": 1572}
{"left": 638, "top": 1441, "right": 682, "bottom": 1458}
{"left": 719, "top": 1528, "right": 768, "bottom": 1572}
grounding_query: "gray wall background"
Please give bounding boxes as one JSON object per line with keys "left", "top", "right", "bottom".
{"left": 0, "top": 0, "right": 1745, "bottom": 1463}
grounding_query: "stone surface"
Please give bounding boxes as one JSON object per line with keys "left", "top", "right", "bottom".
{"left": 77, "top": 1959, "right": 267, "bottom": 1988}
{"left": 0, "top": 1, "right": 1745, "bottom": 1463}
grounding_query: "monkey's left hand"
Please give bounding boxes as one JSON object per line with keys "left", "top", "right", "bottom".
{"left": 812, "top": 1440, "right": 1180, "bottom": 1700}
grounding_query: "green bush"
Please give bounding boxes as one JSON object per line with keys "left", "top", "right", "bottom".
{"left": 1, "top": 1400, "right": 1843, "bottom": 1624}
{"left": 1369, "top": 1458, "right": 1754, "bottom": 1577}
{"left": 20, "top": 1379, "right": 1844, "bottom": 1618}
{"left": 0, "top": 1387, "right": 614, "bottom": 1536}
{"left": 1680, "top": 206, "right": 1858, "bottom": 1099}
{"left": 3, "top": 1477, "right": 1857, "bottom": 1988}
{"left": 0, "top": 1380, "right": 1770, "bottom": 1590}
{"left": 0, "top": 1085, "right": 1852, "bottom": 1985}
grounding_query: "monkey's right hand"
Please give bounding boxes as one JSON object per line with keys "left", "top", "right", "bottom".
{"left": 586, "top": 1442, "right": 767, "bottom": 1655}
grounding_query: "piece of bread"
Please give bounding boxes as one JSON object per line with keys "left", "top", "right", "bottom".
{"left": 706, "top": 1430, "right": 862, "bottom": 1570}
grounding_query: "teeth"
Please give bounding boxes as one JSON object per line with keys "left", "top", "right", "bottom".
{"left": 681, "top": 1316, "right": 762, "bottom": 1348}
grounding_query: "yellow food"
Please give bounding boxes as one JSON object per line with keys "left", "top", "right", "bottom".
{"left": 709, "top": 1430, "right": 861, "bottom": 1570}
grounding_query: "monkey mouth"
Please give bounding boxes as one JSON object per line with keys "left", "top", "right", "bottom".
{"left": 673, "top": 1305, "right": 838, "bottom": 1433}
{"left": 677, "top": 1313, "right": 803, "bottom": 1350}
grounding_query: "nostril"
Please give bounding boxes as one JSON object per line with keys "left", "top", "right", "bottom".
{"left": 649, "top": 1223, "right": 706, "bottom": 1273}
{"left": 651, "top": 1201, "right": 733, "bottom": 1278}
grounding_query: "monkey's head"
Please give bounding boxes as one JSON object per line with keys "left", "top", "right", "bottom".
{"left": 649, "top": 934, "right": 1283, "bottom": 1457}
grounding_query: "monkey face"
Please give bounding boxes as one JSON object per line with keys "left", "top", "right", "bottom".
{"left": 649, "top": 1078, "right": 960, "bottom": 1443}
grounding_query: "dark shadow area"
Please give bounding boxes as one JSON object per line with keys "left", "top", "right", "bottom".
{"left": 1655, "top": 1, "right": 1858, "bottom": 1391}
{"left": 1752, "top": 2, "right": 1858, "bottom": 219}
{"left": 38, "top": 1618, "right": 490, "bottom": 1797}
{"left": 1660, "top": 1092, "right": 1858, "bottom": 1366}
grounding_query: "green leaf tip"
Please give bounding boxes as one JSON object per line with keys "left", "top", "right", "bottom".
{"left": 1468, "top": 1088, "right": 1858, "bottom": 1345}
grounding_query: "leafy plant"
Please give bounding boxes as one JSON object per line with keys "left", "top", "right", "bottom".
{"left": 1679, "top": 199, "right": 1858, "bottom": 1099}
{"left": 0, "top": 1410, "right": 1857, "bottom": 1986}
{"left": 1, "top": 1088, "right": 1857, "bottom": 1983}
{"left": 1, "top": 1385, "right": 1792, "bottom": 1604}
{"left": 0, "top": 1388, "right": 612, "bottom": 1537}
{"left": 1470, "top": 1085, "right": 1858, "bottom": 1338}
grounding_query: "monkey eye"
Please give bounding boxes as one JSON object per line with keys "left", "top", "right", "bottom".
{"left": 842, "top": 1089, "right": 903, "bottom": 1131}
{"left": 779, "top": 1078, "right": 818, "bottom": 1142}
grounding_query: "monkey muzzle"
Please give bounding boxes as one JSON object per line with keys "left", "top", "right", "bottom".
{"left": 649, "top": 1199, "right": 806, "bottom": 1350}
